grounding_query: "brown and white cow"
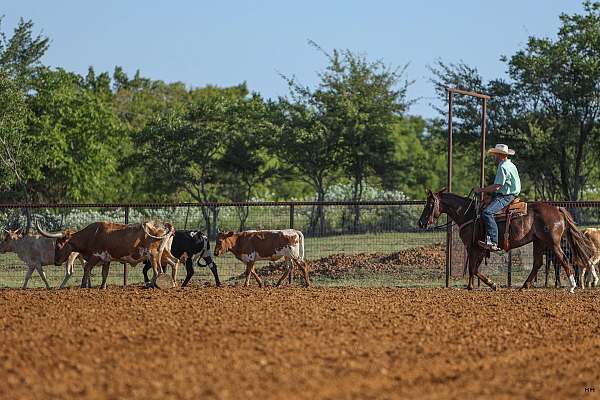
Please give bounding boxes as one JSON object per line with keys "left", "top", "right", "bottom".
{"left": 37, "top": 221, "right": 178, "bottom": 288}
{"left": 582, "top": 228, "right": 600, "bottom": 287}
{"left": 0, "top": 229, "right": 84, "bottom": 289}
{"left": 214, "top": 229, "right": 309, "bottom": 287}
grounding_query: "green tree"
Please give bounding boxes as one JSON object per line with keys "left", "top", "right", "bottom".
{"left": 0, "top": 17, "right": 49, "bottom": 89}
{"left": 313, "top": 43, "right": 411, "bottom": 231}
{"left": 274, "top": 98, "right": 343, "bottom": 234}
{"left": 0, "top": 72, "right": 30, "bottom": 201}
{"left": 27, "top": 68, "right": 123, "bottom": 202}
{"left": 504, "top": 0, "right": 600, "bottom": 200}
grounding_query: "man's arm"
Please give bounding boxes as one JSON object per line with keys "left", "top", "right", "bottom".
{"left": 474, "top": 184, "right": 502, "bottom": 194}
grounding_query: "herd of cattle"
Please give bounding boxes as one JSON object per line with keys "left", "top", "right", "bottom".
{"left": 1, "top": 218, "right": 599, "bottom": 290}
{"left": 0, "top": 220, "right": 308, "bottom": 289}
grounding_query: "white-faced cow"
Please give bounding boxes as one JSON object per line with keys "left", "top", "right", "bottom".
{"left": 214, "top": 229, "right": 309, "bottom": 287}
{"left": 0, "top": 229, "right": 84, "bottom": 289}
{"left": 582, "top": 228, "right": 600, "bottom": 287}
{"left": 37, "top": 221, "right": 178, "bottom": 288}
{"left": 142, "top": 230, "right": 221, "bottom": 287}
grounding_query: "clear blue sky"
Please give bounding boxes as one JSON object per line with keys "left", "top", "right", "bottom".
{"left": 2, "top": 1, "right": 585, "bottom": 118}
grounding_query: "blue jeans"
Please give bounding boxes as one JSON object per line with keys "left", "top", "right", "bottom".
{"left": 481, "top": 194, "right": 515, "bottom": 244}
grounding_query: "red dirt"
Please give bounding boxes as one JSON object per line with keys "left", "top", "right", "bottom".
{"left": 1, "top": 287, "right": 599, "bottom": 399}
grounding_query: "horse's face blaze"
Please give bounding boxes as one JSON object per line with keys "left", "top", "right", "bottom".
{"left": 418, "top": 192, "right": 440, "bottom": 228}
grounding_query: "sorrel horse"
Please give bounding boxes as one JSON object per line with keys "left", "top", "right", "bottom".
{"left": 418, "top": 189, "right": 595, "bottom": 292}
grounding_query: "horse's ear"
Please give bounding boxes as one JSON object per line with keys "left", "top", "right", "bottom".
{"left": 426, "top": 189, "right": 433, "bottom": 196}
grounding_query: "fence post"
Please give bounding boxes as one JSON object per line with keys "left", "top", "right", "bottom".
{"left": 507, "top": 250, "right": 512, "bottom": 288}
{"left": 289, "top": 203, "right": 295, "bottom": 229}
{"left": 123, "top": 206, "right": 130, "bottom": 286}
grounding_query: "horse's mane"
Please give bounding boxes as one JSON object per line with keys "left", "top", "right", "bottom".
{"left": 441, "top": 192, "right": 470, "bottom": 203}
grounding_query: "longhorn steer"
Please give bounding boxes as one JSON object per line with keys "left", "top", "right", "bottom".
{"left": 582, "top": 228, "right": 600, "bottom": 287}
{"left": 0, "top": 229, "right": 84, "bottom": 289}
{"left": 214, "top": 229, "right": 309, "bottom": 287}
{"left": 142, "top": 230, "right": 221, "bottom": 287}
{"left": 38, "top": 221, "right": 178, "bottom": 288}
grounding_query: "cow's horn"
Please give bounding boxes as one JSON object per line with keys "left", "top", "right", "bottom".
{"left": 142, "top": 222, "right": 170, "bottom": 239}
{"left": 35, "top": 220, "right": 64, "bottom": 238}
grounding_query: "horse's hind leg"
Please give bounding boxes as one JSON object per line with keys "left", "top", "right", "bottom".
{"left": 522, "top": 242, "right": 544, "bottom": 290}
{"left": 552, "top": 244, "right": 576, "bottom": 293}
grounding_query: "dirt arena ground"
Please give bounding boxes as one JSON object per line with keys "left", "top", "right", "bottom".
{"left": 1, "top": 287, "right": 599, "bottom": 400}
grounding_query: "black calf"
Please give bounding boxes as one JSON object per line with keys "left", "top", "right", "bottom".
{"left": 143, "top": 230, "right": 221, "bottom": 287}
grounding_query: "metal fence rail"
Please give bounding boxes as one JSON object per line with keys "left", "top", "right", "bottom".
{"left": 1, "top": 201, "right": 598, "bottom": 289}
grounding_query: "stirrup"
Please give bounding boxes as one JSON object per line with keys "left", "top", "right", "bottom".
{"left": 478, "top": 240, "right": 500, "bottom": 252}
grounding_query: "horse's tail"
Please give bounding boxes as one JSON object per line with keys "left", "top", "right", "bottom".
{"left": 558, "top": 207, "right": 595, "bottom": 270}
{"left": 296, "top": 230, "right": 305, "bottom": 261}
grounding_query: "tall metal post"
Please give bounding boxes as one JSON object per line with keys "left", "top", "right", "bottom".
{"left": 480, "top": 99, "right": 487, "bottom": 195}
{"left": 123, "top": 207, "right": 130, "bottom": 286}
{"left": 445, "top": 90, "right": 453, "bottom": 288}
{"left": 289, "top": 203, "right": 295, "bottom": 229}
{"left": 507, "top": 250, "right": 512, "bottom": 288}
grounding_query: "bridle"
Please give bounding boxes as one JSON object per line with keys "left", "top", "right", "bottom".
{"left": 424, "top": 190, "right": 478, "bottom": 232}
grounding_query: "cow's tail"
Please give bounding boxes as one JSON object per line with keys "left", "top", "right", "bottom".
{"left": 296, "top": 230, "right": 305, "bottom": 261}
{"left": 157, "top": 223, "right": 175, "bottom": 269}
{"left": 559, "top": 207, "right": 595, "bottom": 270}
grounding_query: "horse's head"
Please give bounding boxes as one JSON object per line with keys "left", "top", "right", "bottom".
{"left": 418, "top": 188, "right": 446, "bottom": 228}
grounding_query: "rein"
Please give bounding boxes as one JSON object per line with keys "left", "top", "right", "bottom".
{"left": 427, "top": 190, "right": 478, "bottom": 232}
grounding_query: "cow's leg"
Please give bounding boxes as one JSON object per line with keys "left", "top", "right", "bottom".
{"left": 150, "top": 253, "right": 161, "bottom": 286}
{"left": 142, "top": 260, "right": 152, "bottom": 286}
{"left": 35, "top": 264, "right": 51, "bottom": 289}
{"left": 100, "top": 263, "right": 110, "bottom": 289}
{"left": 249, "top": 263, "right": 263, "bottom": 288}
{"left": 298, "top": 260, "right": 310, "bottom": 287}
{"left": 82, "top": 258, "right": 99, "bottom": 288}
{"left": 170, "top": 260, "right": 179, "bottom": 287}
{"left": 22, "top": 265, "right": 36, "bottom": 289}
{"left": 209, "top": 260, "right": 221, "bottom": 287}
{"left": 276, "top": 259, "right": 292, "bottom": 287}
{"left": 182, "top": 258, "right": 194, "bottom": 287}
{"left": 578, "top": 267, "right": 587, "bottom": 289}
{"left": 59, "top": 260, "right": 74, "bottom": 289}
{"left": 243, "top": 263, "right": 252, "bottom": 287}
{"left": 591, "top": 264, "right": 599, "bottom": 287}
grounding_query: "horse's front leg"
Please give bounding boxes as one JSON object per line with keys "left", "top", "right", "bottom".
{"left": 468, "top": 248, "right": 498, "bottom": 291}
{"left": 466, "top": 249, "right": 484, "bottom": 290}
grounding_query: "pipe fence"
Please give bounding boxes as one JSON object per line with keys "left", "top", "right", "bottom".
{"left": 1, "top": 201, "right": 599, "bottom": 289}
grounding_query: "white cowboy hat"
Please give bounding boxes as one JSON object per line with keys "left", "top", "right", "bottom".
{"left": 487, "top": 143, "right": 515, "bottom": 156}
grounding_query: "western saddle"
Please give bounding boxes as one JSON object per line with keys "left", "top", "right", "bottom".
{"left": 493, "top": 198, "right": 527, "bottom": 221}
{"left": 479, "top": 196, "right": 528, "bottom": 251}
